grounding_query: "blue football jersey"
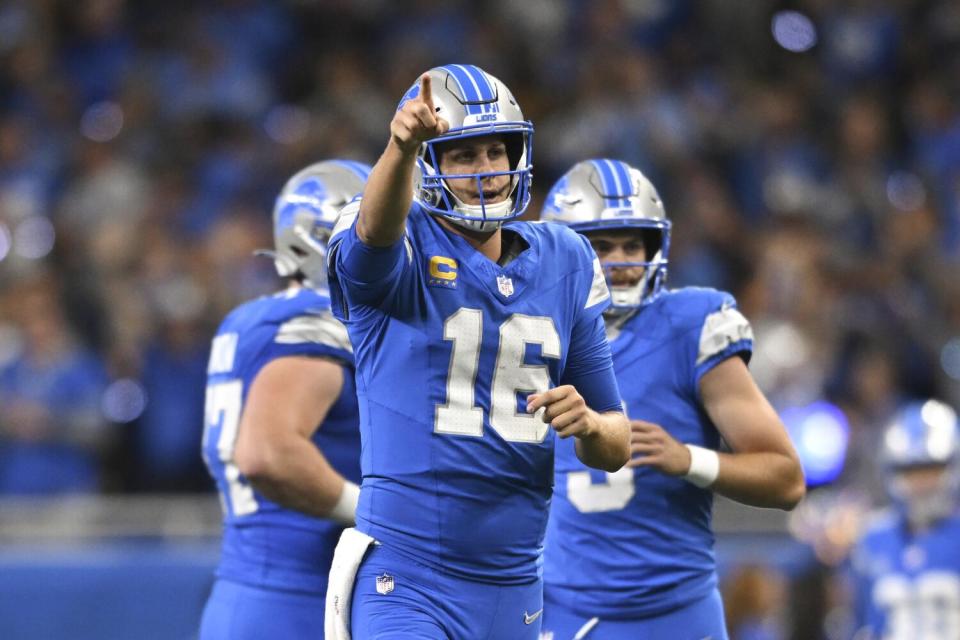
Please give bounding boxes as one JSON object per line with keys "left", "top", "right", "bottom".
{"left": 328, "top": 203, "right": 617, "bottom": 584}
{"left": 544, "top": 288, "right": 754, "bottom": 619}
{"left": 850, "top": 510, "right": 960, "bottom": 639}
{"left": 201, "top": 287, "right": 361, "bottom": 596}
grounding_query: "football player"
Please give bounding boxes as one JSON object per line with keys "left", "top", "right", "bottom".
{"left": 324, "top": 66, "right": 630, "bottom": 640}
{"left": 539, "top": 159, "right": 805, "bottom": 639}
{"left": 849, "top": 399, "right": 960, "bottom": 640}
{"left": 199, "top": 160, "right": 370, "bottom": 639}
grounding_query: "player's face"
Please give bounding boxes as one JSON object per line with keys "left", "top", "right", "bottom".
{"left": 893, "top": 465, "right": 949, "bottom": 500}
{"left": 437, "top": 135, "right": 511, "bottom": 205}
{"left": 587, "top": 230, "right": 647, "bottom": 286}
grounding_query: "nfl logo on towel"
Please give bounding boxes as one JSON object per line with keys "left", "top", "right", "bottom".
{"left": 497, "top": 275, "right": 514, "bottom": 297}
{"left": 376, "top": 573, "right": 394, "bottom": 595}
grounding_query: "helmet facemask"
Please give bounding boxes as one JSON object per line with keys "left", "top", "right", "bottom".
{"left": 288, "top": 223, "right": 333, "bottom": 290}
{"left": 596, "top": 225, "right": 670, "bottom": 313}
{"left": 418, "top": 127, "right": 532, "bottom": 233}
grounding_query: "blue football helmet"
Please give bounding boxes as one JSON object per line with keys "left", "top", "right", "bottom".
{"left": 882, "top": 399, "right": 960, "bottom": 527}
{"left": 399, "top": 64, "right": 533, "bottom": 233}
{"left": 260, "top": 160, "right": 371, "bottom": 289}
{"left": 540, "top": 159, "right": 670, "bottom": 310}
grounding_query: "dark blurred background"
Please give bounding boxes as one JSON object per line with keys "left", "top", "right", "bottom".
{"left": 0, "top": 1, "right": 957, "bottom": 638}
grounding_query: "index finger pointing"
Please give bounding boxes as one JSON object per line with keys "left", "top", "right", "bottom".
{"left": 419, "top": 73, "right": 435, "bottom": 112}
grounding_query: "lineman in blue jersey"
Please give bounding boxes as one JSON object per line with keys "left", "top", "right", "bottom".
{"left": 323, "top": 66, "right": 630, "bottom": 640}
{"left": 199, "top": 160, "right": 370, "bottom": 639}
{"left": 539, "top": 159, "right": 806, "bottom": 640}
{"left": 849, "top": 400, "right": 960, "bottom": 640}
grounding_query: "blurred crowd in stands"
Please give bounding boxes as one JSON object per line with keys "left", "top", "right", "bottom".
{"left": 3, "top": 1, "right": 959, "bottom": 637}
{"left": 0, "top": 0, "right": 958, "bottom": 533}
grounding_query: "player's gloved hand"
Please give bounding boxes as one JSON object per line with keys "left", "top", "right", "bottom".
{"left": 625, "top": 419, "right": 692, "bottom": 475}
{"left": 527, "top": 385, "right": 598, "bottom": 440}
{"left": 390, "top": 73, "right": 450, "bottom": 155}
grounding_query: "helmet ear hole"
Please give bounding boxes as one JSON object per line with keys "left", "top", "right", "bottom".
{"left": 420, "top": 187, "right": 441, "bottom": 206}
{"left": 290, "top": 246, "right": 307, "bottom": 258}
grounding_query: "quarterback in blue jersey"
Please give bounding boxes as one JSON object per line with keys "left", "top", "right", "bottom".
{"left": 849, "top": 400, "right": 960, "bottom": 640}
{"left": 323, "top": 66, "right": 630, "bottom": 640}
{"left": 539, "top": 159, "right": 806, "bottom": 640}
{"left": 198, "top": 160, "right": 370, "bottom": 639}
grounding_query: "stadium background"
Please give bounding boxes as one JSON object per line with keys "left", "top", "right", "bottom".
{"left": 0, "top": 0, "right": 958, "bottom": 638}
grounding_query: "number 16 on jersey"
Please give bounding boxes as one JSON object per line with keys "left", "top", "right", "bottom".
{"left": 435, "top": 307, "right": 561, "bottom": 444}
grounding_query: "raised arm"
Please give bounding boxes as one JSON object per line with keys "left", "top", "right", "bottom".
{"left": 234, "top": 356, "right": 358, "bottom": 524}
{"left": 357, "top": 73, "right": 449, "bottom": 247}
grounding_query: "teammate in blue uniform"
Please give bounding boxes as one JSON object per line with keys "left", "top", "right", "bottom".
{"left": 539, "top": 159, "right": 806, "bottom": 639}
{"left": 323, "top": 66, "right": 630, "bottom": 640}
{"left": 198, "top": 160, "right": 370, "bottom": 639}
{"left": 849, "top": 399, "right": 960, "bottom": 640}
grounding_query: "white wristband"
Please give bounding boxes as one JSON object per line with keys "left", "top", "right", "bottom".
{"left": 683, "top": 445, "right": 720, "bottom": 488}
{"left": 329, "top": 480, "right": 360, "bottom": 526}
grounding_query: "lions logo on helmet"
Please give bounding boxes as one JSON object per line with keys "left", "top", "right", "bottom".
{"left": 259, "top": 160, "right": 371, "bottom": 290}
{"left": 882, "top": 399, "right": 960, "bottom": 529}
{"left": 397, "top": 64, "right": 534, "bottom": 232}
{"left": 541, "top": 159, "right": 671, "bottom": 310}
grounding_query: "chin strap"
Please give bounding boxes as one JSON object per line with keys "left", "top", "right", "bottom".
{"left": 441, "top": 215, "right": 504, "bottom": 233}
{"left": 609, "top": 285, "right": 643, "bottom": 308}
{"left": 450, "top": 197, "right": 514, "bottom": 219}
{"left": 438, "top": 195, "right": 516, "bottom": 233}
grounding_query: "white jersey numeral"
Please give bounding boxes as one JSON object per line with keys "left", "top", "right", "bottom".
{"left": 567, "top": 397, "right": 633, "bottom": 513}
{"left": 436, "top": 308, "right": 561, "bottom": 443}
{"left": 874, "top": 571, "right": 960, "bottom": 639}
{"left": 567, "top": 467, "right": 636, "bottom": 512}
{"left": 203, "top": 380, "right": 258, "bottom": 517}
{"left": 436, "top": 308, "right": 484, "bottom": 437}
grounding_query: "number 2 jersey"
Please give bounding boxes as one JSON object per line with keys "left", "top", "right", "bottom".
{"left": 544, "top": 288, "right": 754, "bottom": 619}
{"left": 201, "top": 287, "right": 361, "bottom": 596}
{"left": 849, "top": 509, "right": 960, "bottom": 639}
{"left": 328, "top": 203, "right": 623, "bottom": 584}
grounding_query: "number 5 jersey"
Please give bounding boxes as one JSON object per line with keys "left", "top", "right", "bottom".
{"left": 544, "top": 288, "right": 754, "bottom": 619}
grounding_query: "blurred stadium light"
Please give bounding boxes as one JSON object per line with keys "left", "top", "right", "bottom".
{"left": 782, "top": 402, "right": 850, "bottom": 487}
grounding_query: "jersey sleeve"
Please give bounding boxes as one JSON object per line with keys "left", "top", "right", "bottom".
{"left": 327, "top": 198, "right": 415, "bottom": 319}
{"left": 690, "top": 291, "right": 753, "bottom": 387}
{"left": 261, "top": 310, "right": 354, "bottom": 367}
{"left": 561, "top": 313, "right": 623, "bottom": 413}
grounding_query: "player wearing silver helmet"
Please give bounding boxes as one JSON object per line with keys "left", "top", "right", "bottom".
{"left": 261, "top": 160, "right": 372, "bottom": 289}
{"left": 199, "top": 160, "right": 370, "bottom": 639}
{"left": 849, "top": 399, "right": 960, "bottom": 639}
{"left": 324, "top": 66, "right": 629, "bottom": 640}
{"left": 540, "top": 159, "right": 804, "bottom": 640}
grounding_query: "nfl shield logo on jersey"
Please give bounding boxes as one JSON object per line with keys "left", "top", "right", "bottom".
{"left": 497, "top": 275, "right": 514, "bottom": 297}
{"left": 376, "top": 573, "right": 394, "bottom": 595}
